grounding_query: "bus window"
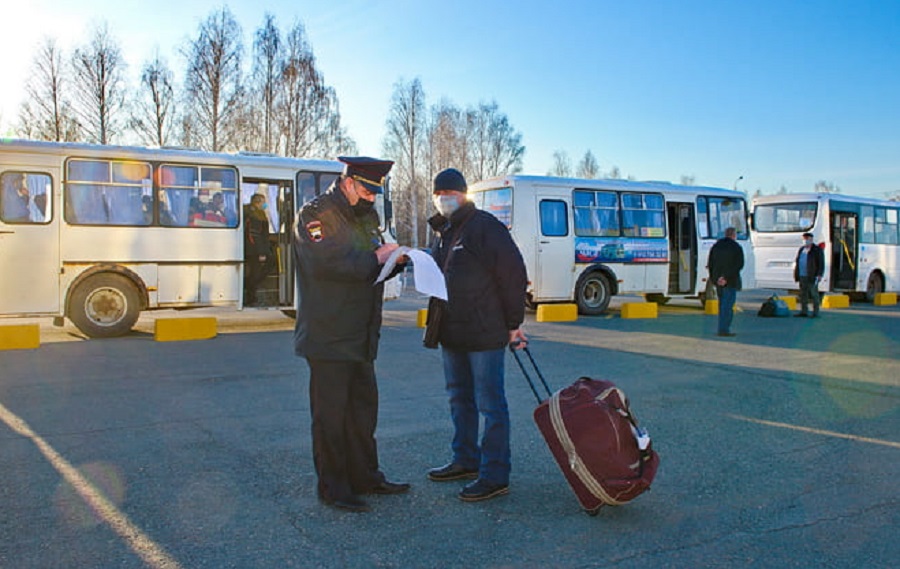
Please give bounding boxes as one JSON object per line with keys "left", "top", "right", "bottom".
{"left": 159, "top": 164, "right": 238, "bottom": 228}
{"left": 540, "top": 200, "right": 568, "bottom": 236}
{"left": 1, "top": 172, "right": 51, "bottom": 224}
{"left": 875, "top": 207, "right": 899, "bottom": 245}
{"left": 752, "top": 202, "right": 816, "bottom": 233}
{"left": 700, "top": 196, "right": 748, "bottom": 239}
{"left": 297, "top": 172, "right": 318, "bottom": 207}
{"left": 66, "top": 159, "right": 151, "bottom": 226}
{"left": 621, "top": 192, "right": 665, "bottom": 237}
{"left": 475, "top": 187, "right": 512, "bottom": 228}
{"left": 573, "top": 190, "right": 618, "bottom": 237}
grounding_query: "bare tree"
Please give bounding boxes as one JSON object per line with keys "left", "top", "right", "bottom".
{"left": 130, "top": 52, "right": 177, "bottom": 146}
{"left": 70, "top": 22, "right": 127, "bottom": 144}
{"left": 250, "top": 13, "right": 281, "bottom": 153}
{"left": 182, "top": 6, "right": 244, "bottom": 151}
{"left": 549, "top": 150, "right": 572, "bottom": 177}
{"left": 576, "top": 150, "right": 599, "bottom": 179}
{"left": 465, "top": 101, "right": 524, "bottom": 181}
{"left": 17, "top": 38, "right": 80, "bottom": 141}
{"left": 814, "top": 180, "right": 841, "bottom": 193}
{"left": 276, "top": 20, "right": 354, "bottom": 157}
{"left": 607, "top": 165, "right": 622, "bottom": 179}
{"left": 383, "top": 78, "right": 427, "bottom": 246}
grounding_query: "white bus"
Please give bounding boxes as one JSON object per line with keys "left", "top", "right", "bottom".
{"left": 751, "top": 193, "right": 899, "bottom": 300}
{"left": 468, "top": 175, "right": 753, "bottom": 313}
{"left": 0, "top": 139, "right": 399, "bottom": 337}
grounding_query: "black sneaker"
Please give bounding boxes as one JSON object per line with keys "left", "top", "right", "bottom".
{"left": 458, "top": 479, "right": 509, "bottom": 502}
{"left": 427, "top": 463, "right": 479, "bottom": 482}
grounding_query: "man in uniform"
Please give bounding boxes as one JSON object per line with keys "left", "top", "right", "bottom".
{"left": 292, "top": 156, "right": 409, "bottom": 513}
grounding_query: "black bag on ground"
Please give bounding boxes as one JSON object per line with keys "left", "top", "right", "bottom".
{"left": 422, "top": 297, "right": 447, "bottom": 349}
{"left": 758, "top": 294, "right": 789, "bottom": 317}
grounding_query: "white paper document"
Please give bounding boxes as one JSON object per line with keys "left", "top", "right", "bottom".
{"left": 375, "top": 246, "right": 447, "bottom": 300}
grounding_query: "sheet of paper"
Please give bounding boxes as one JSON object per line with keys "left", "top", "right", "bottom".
{"left": 375, "top": 246, "right": 447, "bottom": 300}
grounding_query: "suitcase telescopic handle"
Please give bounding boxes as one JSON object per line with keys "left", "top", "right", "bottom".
{"left": 509, "top": 342, "right": 553, "bottom": 404}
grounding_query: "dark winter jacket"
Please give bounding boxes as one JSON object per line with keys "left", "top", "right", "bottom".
{"left": 292, "top": 185, "right": 391, "bottom": 362}
{"left": 244, "top": 206, "right": 271, "bottom": 257}
{"left": 428, "top": 202, "right": 527, "bottom": 351}
{"left": 793, "top": 243, "right": 825, "bottom": 281}
{"left": 708, "top": 236, "right": 745, "bottom": 290}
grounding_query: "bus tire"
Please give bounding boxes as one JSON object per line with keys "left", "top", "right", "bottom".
{"left": 68, "top": 273, "right": 141, "bottom": 338}
{"left": 865, "top": 272, "right": 884, "bottom": 303}
{"left": 575, "top": 271, "right": 612, "bottom": 315}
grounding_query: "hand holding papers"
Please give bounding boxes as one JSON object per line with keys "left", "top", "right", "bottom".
{"left": 375, "top": 246, "right": 447, "bottom": 300}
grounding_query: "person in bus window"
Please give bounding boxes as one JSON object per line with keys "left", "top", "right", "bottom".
{"left": 292, "top": 156, "right": 409, "bottom": 513}
{"left": 2, "top": 173, "right": 33, "bottom": 222}
{"left": 244, "top": 193, "right": 271, "bottom": 305}
{"left": 707, "top": 226, "right": 744, "bottom": 337}
{"left": 793, "top": 232, "right": 824, "bottom": 318}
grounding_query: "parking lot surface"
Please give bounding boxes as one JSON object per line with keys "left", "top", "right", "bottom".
{"left": 1, "top": 290, "right": 898, "bottom": 568}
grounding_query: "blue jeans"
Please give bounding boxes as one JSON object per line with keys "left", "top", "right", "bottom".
{"left": 717, "top": 286, "right": 736, "bottom": 334}
{"left": 441, "top": 346, "right": 510, "bottom": 485}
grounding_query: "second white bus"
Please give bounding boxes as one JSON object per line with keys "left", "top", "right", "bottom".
{"left": 468, "top": 175, "right": 754, "bottom": 314}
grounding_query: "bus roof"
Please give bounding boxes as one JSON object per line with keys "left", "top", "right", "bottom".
{"left": 0, "top": 138, "right": 343, "bottom": 172}
{"left": 469, "top": 174, "right": 743, "bottom": 197}
{"left": 752, "top": 193, "right": 899, "bottom": 208}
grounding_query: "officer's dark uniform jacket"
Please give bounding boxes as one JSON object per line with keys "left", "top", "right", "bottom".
{"left": 793, "top": 243, "right": 825, "bottom": 281}
{"left": 428, "top": 201, "right": 527, "bottom": 352}
{"left": 292, "top": 185, "right": 393, "bottom": 362}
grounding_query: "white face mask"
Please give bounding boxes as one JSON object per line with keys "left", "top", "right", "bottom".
{"left": 434, "top": 194, "right": 461, "bottom": 217}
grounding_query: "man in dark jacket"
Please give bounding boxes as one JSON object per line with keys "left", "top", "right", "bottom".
{"left": 707, "top": 227, "right": 744, "bottom": 337}
{"left": 425, "top": 168, "right": 528, "bottom": 502}
{"left": 793, "top": 231, "right": 825, "bottom": 317}
{"left": 243, "top": 194, "right": 271, "bottom": 306}
{"left": 292, "top": 156, "right": 409, "bottom": 513}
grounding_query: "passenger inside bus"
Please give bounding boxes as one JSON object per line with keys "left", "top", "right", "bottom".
{"left": 1, "top": 172, "right": 47, "bottom": 223}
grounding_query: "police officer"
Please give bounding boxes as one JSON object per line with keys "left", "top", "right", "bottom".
{"left": 292, "top": 156, "right": 409, "bottom": 513}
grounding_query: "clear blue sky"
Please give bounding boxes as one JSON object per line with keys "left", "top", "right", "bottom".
{"left": 1, "top": 0, "right": 898, "bottom": 197}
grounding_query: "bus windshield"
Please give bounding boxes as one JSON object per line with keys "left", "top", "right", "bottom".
{"left": 753, "top": 202, "right": 817, "bottom": 233}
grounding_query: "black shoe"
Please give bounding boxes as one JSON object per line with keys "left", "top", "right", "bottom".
{"left": 716, "top": 332, "right": 736, "bottom": 337}
{"left": 368, "top": 480, "right": 411, "bottom": 495}
{"left": 320, "top": 494, "right": 370, "bottom": 513}
{"left": 458, "top": 479, "right": 509, "bottom": 502}
{"left": 794, "top": 313, "right": 808, "bottom": 318}
{"left": 427, "top": 463, "right": 479, "bottom": 482}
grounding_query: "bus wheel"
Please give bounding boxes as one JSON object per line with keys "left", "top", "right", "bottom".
{"left": 646, "top": 293, "right": 670, "bottom": 305}
{"left": 866, "top": 272, "right": 884, "bottom": 303}
{"left": 575, "top": 271, "right": 611, "bottom": 315}
{"left": 69, "top": 274, "right": 141, "bottom": 338}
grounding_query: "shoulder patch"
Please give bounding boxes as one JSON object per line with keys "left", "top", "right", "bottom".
{"left": 306, "top": 220, "right": 324, "bottom": 242}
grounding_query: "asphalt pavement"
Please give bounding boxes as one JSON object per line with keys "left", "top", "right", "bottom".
{"left": 0, "top": 289, "right": 898, "bottom": 568}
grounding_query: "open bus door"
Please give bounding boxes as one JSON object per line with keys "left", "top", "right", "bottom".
{"left": 831, "top": 212, "right": 858, "bottom": 291}
{"left": 666, "top": 202, "right": 696, "bottom": 295}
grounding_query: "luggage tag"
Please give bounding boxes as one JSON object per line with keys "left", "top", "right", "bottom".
{"left": 630, "top": 424, "right": 651, "bottom": 451}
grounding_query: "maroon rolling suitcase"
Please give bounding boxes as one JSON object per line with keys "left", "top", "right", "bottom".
{"left": 511, "top": 345, "right": 660, "bottom": 515}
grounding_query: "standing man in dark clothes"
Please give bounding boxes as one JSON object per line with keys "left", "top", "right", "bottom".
{"left": 794, "top": 231, "right": 825, "bottom": 318}
{"left": 707, "top": 226, "right": 744, "bottom": 337}
{"left": 425, "top": 168, "right": 528, "bottom": 502}
{"left": 243, "top": 194, "right": 271, "bottom": 306}
{"left": 292, "top": 156, "right": 409, "bottom": 513}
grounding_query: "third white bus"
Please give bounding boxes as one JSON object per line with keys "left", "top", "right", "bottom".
{"left": 751, "top": 193, "right": 899, "bottom": 300}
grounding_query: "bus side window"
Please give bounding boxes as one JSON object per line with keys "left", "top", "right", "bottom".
{"left": 1, "top": 172, "right": 51, "bottom": 224}
{"left": 540, "top": 200, "right": 568, "bottom": 237}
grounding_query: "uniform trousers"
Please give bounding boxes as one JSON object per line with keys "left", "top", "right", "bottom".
{"left": 306, "top": 358, "right": 385, "bottom": 501}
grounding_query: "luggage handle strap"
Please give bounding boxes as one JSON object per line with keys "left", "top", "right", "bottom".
{"left": 509, "top": 343, "right": 553, "bottom": 404}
